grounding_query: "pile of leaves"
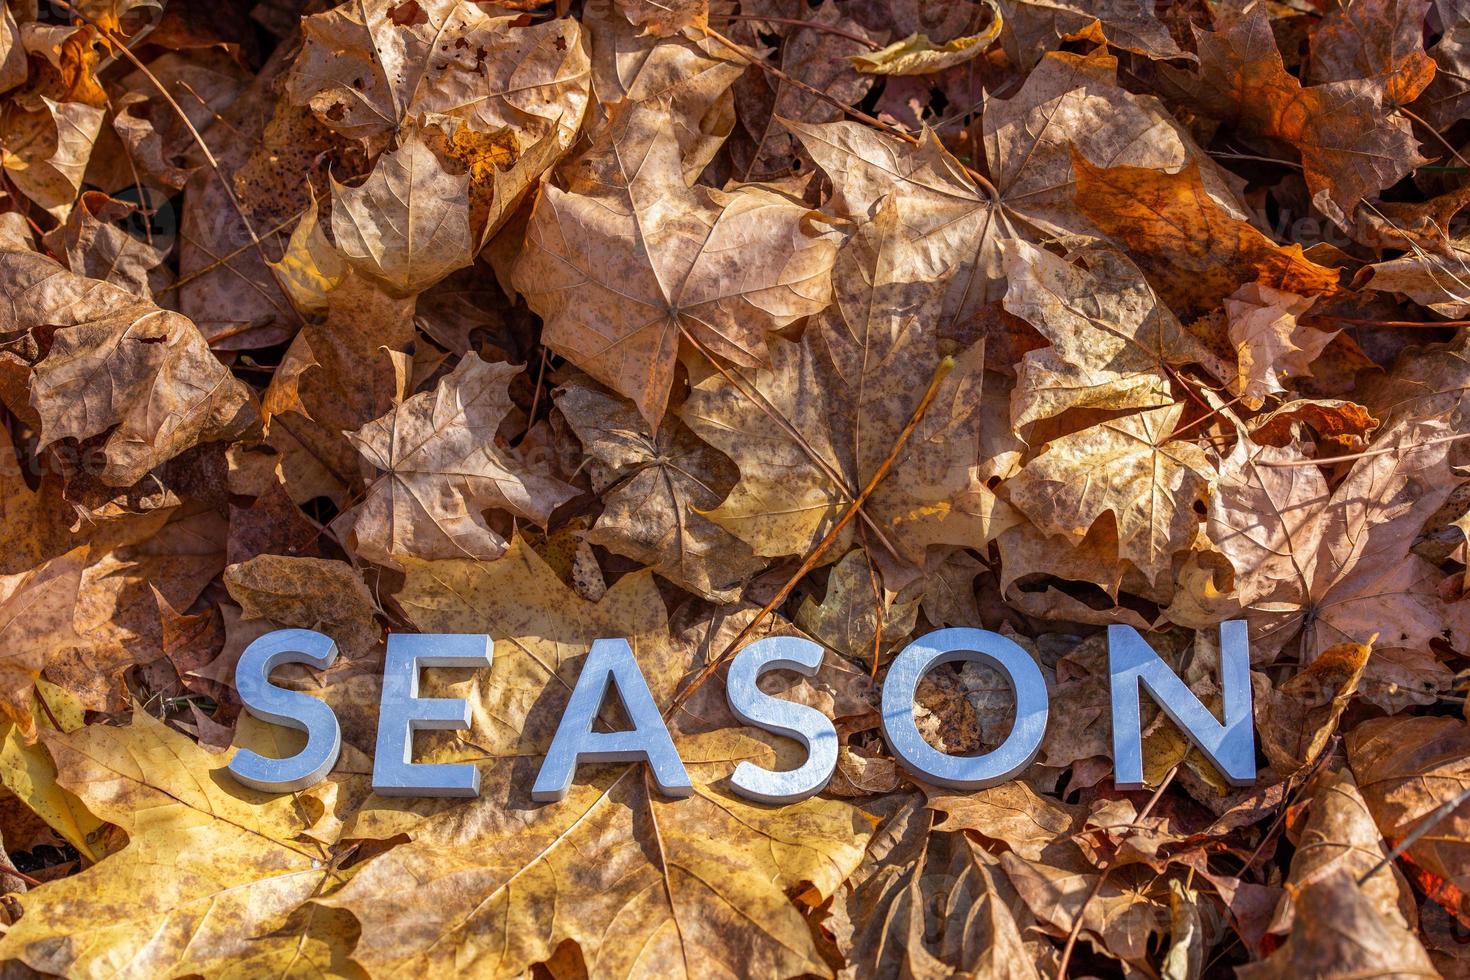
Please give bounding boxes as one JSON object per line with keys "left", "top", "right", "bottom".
{"left": 2, "top": 0, "right": 1470, "bottom": 974}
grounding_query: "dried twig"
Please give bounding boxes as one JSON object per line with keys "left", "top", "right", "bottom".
{"left": 1054, "top": 765, "right": 1179, "bottom": 979}
{"left": 669, "top": 356, "right": 955, "bottom": 711}
{"left": 1255, "top": 431, "right": 1470, "bottom": 467}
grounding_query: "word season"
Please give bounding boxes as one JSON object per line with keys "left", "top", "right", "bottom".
{"left": 227, "top": 623, "right": 1257, "bottom": 802}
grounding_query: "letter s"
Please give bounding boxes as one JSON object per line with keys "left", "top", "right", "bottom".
{"left": 228, "top": 628, "right": 342, "bottom": 793}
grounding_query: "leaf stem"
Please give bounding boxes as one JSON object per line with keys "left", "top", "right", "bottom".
{"left": 1254, "top": 431, "right": 1470, "bottom": 467}
{"left": 724, "top": 14, "right": 882, "bottom": 51}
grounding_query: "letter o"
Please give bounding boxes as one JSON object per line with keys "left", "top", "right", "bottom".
{"left": 880, "top": 628, "right": 1049, "bottom": 790}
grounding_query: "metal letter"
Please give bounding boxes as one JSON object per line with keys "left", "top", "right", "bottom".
{"left": 229, "top": 629, "right": 341, "bottom": 792}
{"left": 372, "top": 633, "right": 493, "bottom": 798}
{"left": 531, "top": 638, "right": 692, "bottom": 802}
{"left": 1109, "top": 620, "right": 1256, "bottom": 789}
{"left": 726, "top": 636, "right": 838, "bottom": 804}
{"left": 881, "top": 627, "right": 1049, "bottom": 790}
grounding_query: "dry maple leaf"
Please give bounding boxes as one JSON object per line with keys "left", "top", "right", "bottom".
{"left": 1189, "top": 1, "right": 1426, "bottom": 227}
{"left": 0, "top": 96, "right": 103, "bottom": 220}
{"left": 1348, "top": 715, "right": 1470, "bottom": 926}
{"left": 513, "top": 97, "right": 839, "bottom": 427}
{"left": 728, "top": 0, "right": 879, "bottom": 181}
{"left": 263, "top": 270, "right": 415, "bottom": 504}
{"left": 795, "top": 547, "right": 920, "bottom": 661}
{"left": 557, "top": 377, "right": 762, "bottom": 601}
{"left": 1005, "top": 402, "right": 1213, "bottom": 585}
{"left": 289, "top": 0, "right": 590, "bottom": 146}
{"left": 0, "top": 548, "right": 85, "bottom": 734}
{"left": 1223, "top": 284, "right": 1336, "bottom": 410}
{"left": 224, "top": 555, "right": 381, "bottom": 659}
{"left": 0, "top": 711, "right": 354, "bottom": 977}
{"left": 1266, "top": 769, "right": 1417, "bottom": 936}
{"left": 1210, "top": 421, "right": 1470, "bottom": 666}
{"left": 1071, "top": 153, "right": 1343, "bottom": 316}
{"left": 997, "top": 0, "right": 1185, "bottom": 68}
{"left": 1238, "top": 869, "right": 1437, "bottom": 979}
{"left": 999, "top": 238, "right": 1222, "bottom": 428}
{"left": 0, "top": 248, "right": 256, "bottom": 488}
{"left": 328, "top": 130, "right": 473, "bottom": 296}
{"left": 786, "top": 46, "right": 1240, "bottom": 323}
{"left": 681, "top": 197, "right": 1006, "bottom": 587}
{"left": 338, "top": 353, "right": 576, "bottom": 568}
{"left": 1309, "top": 0, "right": 1436, "bottom": 107}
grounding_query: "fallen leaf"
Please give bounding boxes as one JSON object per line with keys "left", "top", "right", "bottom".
{"left": 1006, "top": 403, "right": 1212, "bottom": 585}
{"left": 514, "top": 98, "right": 839, "bottom": 426}
{"left": 849, "top": 3, "right": 1001, "bottom": 75}
{"left": 339, "top": 353, "right": 576, "bottom": 567}
{"left": 557, "top": 376, "right": 761, "bottom": 601}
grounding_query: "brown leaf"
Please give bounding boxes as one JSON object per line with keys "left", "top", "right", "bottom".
{"left": 1000, "top": 238, "right": 1220, "bottom": 428}
{"left": 513, "top": 98, "right": 839, "bottom": 426}
{"left": 328, "top": 131, "right": 472, "bottom": 296}
{"left": 1309, "top": 0, "right": 1436, "bottom": 107}
{"left": 1209, "top": 421, "right": 1470, "bottom": 664}
{"left": 2, "top": 249, "right": 256, "bottom": 487}
{"left": 1254, "top": 639, "right": 1370, "bottom": 774}
{"left": 289, "top": 1, "right": 590, "bottom": 146}
{"left": 1236, "top": 870, "right": 1437, "bottom": 979}
{"left": 1268, "top": 769, "right": 1416, "bottom": 936}
{"left": 557, "top": 377, "right": 761, "bottom": 601}
{"left": 1348, "top": 715, "right": 1470, "bottom": 924}
{"left": 1190, "top": 2, "right": 1426, "bottom": 227}
{"left": 1006, "top": 403, "right": 1212, "bottom": 585}
{"left": 224, "top": 555, "right": 379, "bottom": 659}
{"left": 339, "top": 353, "right": 576, "bottom": 567}
{"left": 682, "top": 197, "right": 1008, "bottom": 587}
{"left": 1072, "top": 153, "right": 1343, "bottom": 316}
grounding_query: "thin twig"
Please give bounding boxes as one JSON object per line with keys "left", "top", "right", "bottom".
{"left": 1401, "top": 105, "right": 1470, "bottom": 172}
{"left": 1315, "top": 314, "right": 1470, "bottom": 328}
{"left": 1359, "top": 782, "right": 1470, "bottom": 886}
{"left": 669, "top": 357, "right": 956, "bottom": 712}
{"left": 1054, "top": 765, "right": 1178, "bottom": 979}
{"left": 725, "top": 13, "right": 882, "bottom": 51}
{"left": 1255, "top": 431, "right": 1470, "bottom": 467}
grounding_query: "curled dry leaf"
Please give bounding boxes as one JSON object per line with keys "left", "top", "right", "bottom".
{"left": 1, "top": 249, "right": 256, "bottom": 488}
{"left": 849, "top": 2, "right": 1001, "bottom": 76}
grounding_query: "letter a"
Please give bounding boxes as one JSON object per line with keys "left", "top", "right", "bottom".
{"left": 531, "top": 639, "right": 691, "bottom": 802}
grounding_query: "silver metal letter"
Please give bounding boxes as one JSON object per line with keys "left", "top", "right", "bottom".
{"left": 725, "top": 636, "right": 838, "bottom": 804}
{"left": 881, "top": 627, "right": 1049, "bottom": 790}
{"left": 531, "top": 638, "right": 692, "bottom": 802}
{"left": 1108, "top": 620, "right": 1256, "bottom": 790}
{"left": 372, "top": 633, "right": 493, "bottom": 798}
{"left": 229, "top": 628, "right": 342, "bottom": 792}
